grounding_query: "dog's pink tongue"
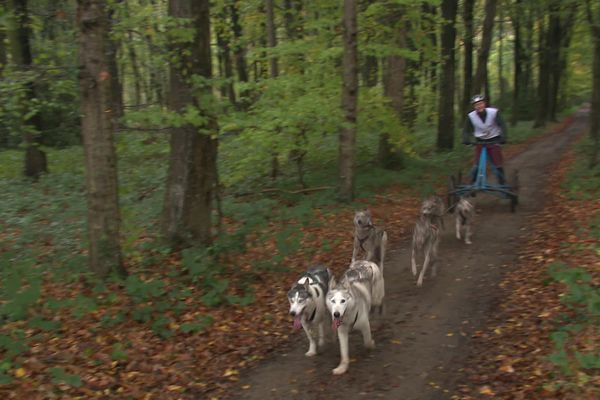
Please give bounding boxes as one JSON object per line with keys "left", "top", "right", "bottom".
{"left": 332, "top": 318, "right": 342, "bottom": 331}
{"left": 293, "top": 316, "right": 303, "bottom": 330}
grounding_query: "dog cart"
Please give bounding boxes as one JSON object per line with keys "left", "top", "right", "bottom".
{"left": 447, "top": 145, "right": 519, "bottom": 212}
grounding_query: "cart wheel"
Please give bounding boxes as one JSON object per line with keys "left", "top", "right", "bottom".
{"left": 510, "top": 169, "right": 519, "bottom": 195}
{"left": 447, "top": 175, "right": 458, "bottom": 213}
{"left": 509, "top": 170, "right": 519, "bottom": 212}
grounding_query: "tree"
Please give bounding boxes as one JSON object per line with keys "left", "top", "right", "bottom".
{"left": 7, "top": 0, "right": 48, "bottom": 179}
{"left": 76, "top": 0, "right": 126, "bottom": 278}
{"left": 162, "top": 0, "right": 218, "bottom": 246}
{"left": 472, "top": 0, "right": 498, "bottom": 100}
{"left": 584, "top": 0, "right": 600, "bottom": 166}
{"left": 339, "top": 0, "right": 358, "bottom": 201}
{"left": 462, "top": 0, "right": 475, "bottom": 117}
{"left": 380, "top": 5, "right": 407, "bottom": 168}
{"left": 436, "top": 0, "right": 458, "bottom": 150}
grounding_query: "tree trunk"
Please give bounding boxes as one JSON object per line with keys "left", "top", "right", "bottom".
{"left": 215, "top": 10, "right": 236, "bottom": 105}
{"left": 163, "top": 0, "right": 218, "bottom": 246}
{"left": 380, "top": 9, "right": 406, "bottom": 169}
{"left": 590, "top": 35, "right": 600, "bottom": 167}
{"left": 472, "top": 0, "right": 497, "bottom": 100}
{"left": 510, "top": 0, "right": 523, "bottom": 125}
{"left": 230, "top": 1, "right": 248, "bottom": 83}
{"left": 498, "top": 6, "right": 506, "bottom": 107}
{"left": 462, "top": 0, "right": 474, "bottom": 117}
{"left": 339, "top": 0, "right": 358, "bottom": 201}
{"left": 77, "top": 0, "right": 126, "bottom": 278}
{"left": 265, "top": 0, "right": 279, "bottom": 78}
{"left": 107, "top": 3, "right": 123, "bottom": 119}
{"left": 436, "top": 0, "right": 458, "bottom": 150}
{"left": 585, "top": 0, "right": 600, "bottom": 167}
{"left": 534, "top": 13, "right": 550, "bottom": 128}
{"left": 8, "top": 0, "right": 48, "bottom": 179}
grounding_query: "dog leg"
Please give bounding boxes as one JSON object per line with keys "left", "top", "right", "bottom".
{"left": 411, "top": 246, "right": 417, "bottom": 276}
{"left": 333, "top": 327, "right": 350, "bottom": 375}
{"left": 360, "top": 321, "right": 375, "bottom": 350}
{"left": 303, "top": 323, "right": 318, "bottom": 357}
{"left": 318, "top": 322, "right": 326, "bottom": 348}
{"left": 380, "top": 232, "right": 387, "bottom": 272}
{"left": 455, "top": 216, "right": 462, "bottom": 240}
{"left": 465, "top": 223, "right": 472, "bottom": 244}
{"left": 417, "top": 251, "right": 431, "bottom": 287}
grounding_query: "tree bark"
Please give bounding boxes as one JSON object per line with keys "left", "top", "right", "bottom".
{"left": 462, "top": 0, "right": 474, "bottom": 117}
{"left": 534, "top": 12, "right": 550, "bottom": 128}
{"left": 7, "top": 0, "right": 48, "bottom": 179}
{"left": 230, "top": 1, "right": 248, "bottom": 83}
{"left": 265, "top": 0, "right": 279, "bottom": 78}
{"left": 107, "top": 2, "right": 123, "bottom": 119}
{"left": 163, "top": 0, "right": 218, "bottom": 246}
{"left": 77, "top": 0, "right": 126, "bottom": 278}
{"left": 510, "top": 0, "right": 523, "bottom": 126}
{"left": 498, "top": 5, "right": 506, "bottom": 107}
{"left": 436, "top": 0, "right": 458, "bottom": 150}
{"left": 585, "top": 0, "right": 600, "bottom": 167}
{"left": 215, "top": 9, "right": 236, "bottom": 105}
{"left": 472, "top": 0, "right": 497, "bottom": 100}
{"left": 339, "top": 0, "right": 358, "bottom": 201}
{"left": 380, "top": 8, "right": 406, "bottom": 169}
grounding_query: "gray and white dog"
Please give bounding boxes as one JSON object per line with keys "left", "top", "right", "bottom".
{"left": 411, "top": 196, "right": 445, "bottom": 287}
{"left": 455, "top": 197, "right": 475, "bottom": 244}
{"left": 288, "top": 265, "right": 332, "bottom": 357}
{"left": 326, "top": 260, "right": 384, "bottom": 375}
{"left": 352, "top": 210, "right": 388, "bottom": 271}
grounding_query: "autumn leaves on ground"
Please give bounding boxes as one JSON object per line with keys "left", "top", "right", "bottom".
{"left": 1, "top": 117, "right": 598, "bottom": 400}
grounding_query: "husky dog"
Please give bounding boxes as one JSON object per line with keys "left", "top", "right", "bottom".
{"left": 455, "top": 197, "right": 475, "bottom": 244}
{"left": 411, "top": 196, "right": 444, "bottom": 287}
{"left": 288, "top": 265, "right": 332, "bottom": 357}
{"left": 352, "top": 210, "right": 388, "bottom": 270}
{"left": 326, "top": 260, "right": 384, "bottom": 375}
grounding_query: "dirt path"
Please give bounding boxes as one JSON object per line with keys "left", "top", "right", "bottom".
{"left": 225, "top": 110, "right": 588, "bottom": 400}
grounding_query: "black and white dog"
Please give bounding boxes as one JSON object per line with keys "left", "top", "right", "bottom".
{"left": 287, "top": 265, "right": 332, "bottom": 357}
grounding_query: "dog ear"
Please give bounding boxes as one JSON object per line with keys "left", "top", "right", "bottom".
{"left": 328, "top": 274, "right": 336, "bottom": 289}
{"left": 303, "top": 278, "right": 310, "bottom": 292}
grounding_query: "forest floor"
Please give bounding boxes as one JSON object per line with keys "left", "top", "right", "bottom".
{"left": 1, "top": 110, "right": 597, "bottom": 400}
{"left": 222, "top": 109, "right": 597, "bottom": 400}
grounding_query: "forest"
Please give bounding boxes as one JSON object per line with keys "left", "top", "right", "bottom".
{"left": 0, "top": 0, "right": 599, "bottom": 398}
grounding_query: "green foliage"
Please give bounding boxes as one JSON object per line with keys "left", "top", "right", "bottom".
{"left": 48, "top": 367, "right": 82, "bottom": 388}
{"left": 111, "top": 342, "right": 128, "bottom": 361}
{"left": 180, "top": 315, "right": 214, "bottom": 334}
{"left": 562, "top": 138, "right": 600, "bottom": 200}
{"left": 547, "top": 262, "right": 600, "bottom": 376}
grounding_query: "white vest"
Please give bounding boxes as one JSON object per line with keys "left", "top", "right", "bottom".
{"left": 468, "top": 107, "right": 501, "bottom": 140}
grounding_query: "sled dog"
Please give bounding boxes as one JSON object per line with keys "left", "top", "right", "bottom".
{"left": 455, "top": 197, "right": 475, "bottom": 244}
{"left": 351, "top": 210, "right": 388, "bottom": 270}
{"left": 288, "top": 265, "right": 332, "bottom": 356}
{"left": 411, "top": 196, "right": 444, "bottom": 287}
{"left": 326, "top": 260, "right": 384, "bottom": 375}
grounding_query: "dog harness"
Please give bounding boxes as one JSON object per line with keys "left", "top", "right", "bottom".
{"left": 357, "top": 225, "right": 374, "bottom": 253}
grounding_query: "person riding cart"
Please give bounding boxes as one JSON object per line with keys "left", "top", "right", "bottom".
{"left": 462, "top": 94, "right": 508, "bottom": 184}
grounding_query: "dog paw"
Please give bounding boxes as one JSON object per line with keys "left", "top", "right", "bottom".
{"left": 332, "top": 364, "right": 348, "bottom": 375}
{"left": 365, "top": 339, "right": 375, "bottom": 349}
{"left": 416, "top": 277, "right": 424, "bottom": 287}
{"left": 465, "top": 239, "right": 472, "bottom": 245}
{"left": 305, "top": 350, "right": 318, "bottom": 357}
